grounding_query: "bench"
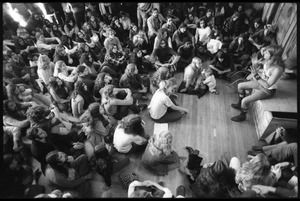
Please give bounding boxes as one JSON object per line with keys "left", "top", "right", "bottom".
{"left": 252, "top": 78, "right": 297, "bottom": 140}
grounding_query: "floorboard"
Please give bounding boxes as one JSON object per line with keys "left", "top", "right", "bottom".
{"left": 35, "top": 72, "right": 260, "bottom": 198}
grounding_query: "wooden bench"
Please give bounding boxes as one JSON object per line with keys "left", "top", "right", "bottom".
{"left": 252, "top": 78, "right": 297, "bottom": 140}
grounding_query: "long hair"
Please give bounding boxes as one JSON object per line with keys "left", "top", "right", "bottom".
{"left": 156, "top": 28, "right": 169, "bottom": 40}
{"left": 37, "top": 54, "right": 51, "bottom": 70}
{"left": 264, "top": 44, "right": 284, "bottom": 70}
{"left": 119, "top": 114, "right": 145, "bottom": 136}
{"left": 149, "top": 130, "right": 174, "bottom": 156}
{"left": 53, "top": 60, "right": 65, "bottom": 76}
{"left": 3, "top": 99, "right": 26, "bottom": 120}
{"left": 46, "top": 150, "right": 69, "bottom": 176}
{"left": 235, "top": 153, "right": 277, "bottom": 192}
{"left": 61, "top": 35, "right": 74, "bottom": 49}
{"left": 49, "top": 76, "right": 67, "bottom": 96}
{"left": 88, "top": 102, "right": 109, "bottom": 128}
{"left": 102, "top": 84, "right": 115, "bottom": 99}
{"left": 94, "top": 72, "right": 107, "bottom": 90}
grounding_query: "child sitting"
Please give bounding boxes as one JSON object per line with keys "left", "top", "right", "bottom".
{"left": 180, "top": 57, "right": 204, "bottom": 92}
{"left": 202, "top": 69, "right": 219, "bottom": 95}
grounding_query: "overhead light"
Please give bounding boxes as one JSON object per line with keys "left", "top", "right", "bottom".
{"left": 6, "top": 3, "right": 27, "bottom": 27}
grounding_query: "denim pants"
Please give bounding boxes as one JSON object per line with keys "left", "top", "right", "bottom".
{"left": 262, "top": 141, "right": 298, "bottom": 167}
{"left": 238, "top": 80, "right": 276, "bottom": 109}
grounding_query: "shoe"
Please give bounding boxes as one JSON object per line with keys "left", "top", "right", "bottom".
{"left": 231, "top": 103, "right": 241, "bottom": 110}
{"left": 185, "top": 146, "right": 200, "bottom": 155}
{"left": 231, "top": 113, "right": 246, "bottom": 122}
{"left": 138, "top": 104, "right": 148, "bottom": 112}
{"left": 176, "top": 185, "right": 186, "bottom": 197}
{"left": 252, "top": 145, "right": 263, "bottom": 152}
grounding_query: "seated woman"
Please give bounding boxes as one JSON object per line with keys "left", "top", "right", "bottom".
{"left": 141, "top": 130, "right": 183, "bottom": 176}
{"left": 45, "top": 150, "right": 92, "bottom": 197}
{"left": 113, "top": 114, "right": 149, "bottom": 154}
{"left": 101, "top": 85, "right": 146, "bottom": 121}
{"left": 128, "top": 48, "right": 152, "bottom": 75}
{"left": 63, "top": 18, "right": 80, "bottom": 41}
{"left": 152, "top": 27, "right": 173, "bottom": 53}
{"left": 53, "top": 44, "right": 79, "bottom": 66}
{"left": 37, "top": 54, "right": 55, "bottom": 87}
{"left": 104, "top": 44, "right": 127, "bottom": 76}
{"left": 231, "top": 45, "right": 284, "bottom": 122}
{"left": 228, "top": 33, "right": 251, "bottom": 66}
{"left": 132, "top": 29, "right": 149, "bottom": 54}
{"left": 48, "top": 76, "right": 71, "bottom": 113}
{"left": 79, "top": 102, "right": 115, "bottom": 158}
{"left": 148, "top": 80, "right": 188, "bottom": 123}
{"left": 93, "top": 72, "right": 114, "bottom": 102}
{"left": 53, "top": 60, "right": 78, "bottom": 92}
{"left": 208, "top": 50, "right": 233, "bottom": 79}
{"left": 6, "top": 83, "right": 52, "bottom": 108}
{"left": 119, "top": 63, "right": 150, "bottom": 101}
{"left": 71, "top": 79, "right": 93, "bottom": 118}
{"left": 180, "top": 57, "right": 204, "bottom": 92}
{"left": 150, "top": 66, "right": 172, "bottom": 94}
{"left": 3, "top": 99, "right": 32, "bottom": 152}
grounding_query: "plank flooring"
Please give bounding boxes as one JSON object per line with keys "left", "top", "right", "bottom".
{"left": 34, "top": 70, "right": 260, "bottom": 198}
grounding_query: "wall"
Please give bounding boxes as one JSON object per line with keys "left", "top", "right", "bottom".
{"left": 262, "top": 3, "right": 297, "bottom": 70}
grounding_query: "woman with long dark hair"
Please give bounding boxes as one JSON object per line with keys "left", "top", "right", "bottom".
{"left": 49, "top": 76, "right": 71, "bottom": 112}
{"left": 64, "top": 18, "right": 79, "bottom": 41}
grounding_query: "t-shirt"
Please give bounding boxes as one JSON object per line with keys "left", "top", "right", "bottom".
{"left": 207, "top": 39, "right": 222, "bottom": 54}
{"left": 113, "top": 125, "right": 147, "bottom": 153}
{"left": 148, "top": 89, "right": 174, "bottom": 119}
{"left": 195, "top": 27, "right": 211, "bottom": 43}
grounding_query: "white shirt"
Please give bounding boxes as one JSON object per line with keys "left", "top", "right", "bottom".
{"left": 113, "top": 125, "right": 147, "bottom": 153}
{"left": 195, "top": 27, "right": 211, "bottom": 43}
{"left": 207, "top": 39, "right": 222, "bottom": 54}
{"left": 148, "top": 89, "right": 174, "bottom": 119}
{"left": 128, "top": 180, "right": 173, "bottom": 198}
{"left": 203, "top": 75, "right": 217, "bottom": 91}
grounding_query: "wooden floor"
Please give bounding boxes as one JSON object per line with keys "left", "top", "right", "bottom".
{"left": 35, "top": 68, "right": 259, "bottom": 198}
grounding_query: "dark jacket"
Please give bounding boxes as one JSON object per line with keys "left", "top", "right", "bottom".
{"left": 190, "top": 160, "right": 239, "bottom": 198}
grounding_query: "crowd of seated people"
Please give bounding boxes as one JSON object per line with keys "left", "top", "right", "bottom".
{"left": 2, "top": 2, "right": 294, "bottom": 198}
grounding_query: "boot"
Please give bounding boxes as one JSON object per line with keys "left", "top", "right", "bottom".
{"left": 231, "top": 92, "right": 245, "bottom": 110}
{"left": 185, "top": 146, "right": 200, "bottom": 156}
{"left": 231, "top": 108, "right": 247, "bottom": 122}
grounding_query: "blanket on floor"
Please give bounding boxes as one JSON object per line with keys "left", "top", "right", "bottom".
{"left": 177, "top": 81, "right": 208, "bottom": 99}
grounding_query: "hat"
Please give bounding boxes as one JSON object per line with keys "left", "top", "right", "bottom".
{"left": 77, "top": 65, "right": 86, "bottom": 73}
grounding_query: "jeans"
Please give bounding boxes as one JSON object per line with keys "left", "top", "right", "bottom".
{"left": 262, "top": 141, "right": 298, "bottom": 167}
{"left": 238, "top": 80, "right": 276, "bottom": 109}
